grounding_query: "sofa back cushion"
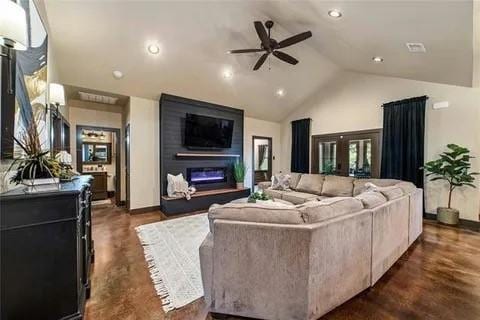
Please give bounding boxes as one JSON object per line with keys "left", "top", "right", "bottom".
{"left": 321, "top": 176, "right": 354, "bottom": 197}
{"left": 353, "top": 178, "right": 400, "bottom": 196}
{"left": 355, "top": 191, "right": 387, "bottom": 209}
{"left": 289, "top": 172, "right": 303, "bottom": 190}
{"left": 297, "top": 197, "right": 363, "bottom": 223}
{"left": 295, "top": 174, "right": 324, "bottom": 195}
{"left": 208, "top": 202, "right": 304, "bottom": 232}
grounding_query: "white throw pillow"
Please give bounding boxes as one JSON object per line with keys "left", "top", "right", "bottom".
{"left": 271, "top": 173, "right": 291, "bottom": 191}
{"left": 167, "top": 173, "right": 189, "bottom": 198}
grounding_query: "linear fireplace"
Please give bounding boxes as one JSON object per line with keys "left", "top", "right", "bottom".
{"left": 186, "top": 167, "right": 227, "bottom": 185}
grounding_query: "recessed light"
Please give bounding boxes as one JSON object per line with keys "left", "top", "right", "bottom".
{"left": 222, "top": 68, "right": 233, "bottom": 79}
{"left": 112, "top": 70, "right": 123, "bottom": 79}
{"left": 276, "top": 88, "right": 285, "bottom": 97}
{"left": 147, "top": 44, "right": 160, "bottom": 55}
{"left": 328, "top": 9, "right": 342, "bottom": 18}
{"left": 372, "top": 56, "right": 384, "bottom": 63}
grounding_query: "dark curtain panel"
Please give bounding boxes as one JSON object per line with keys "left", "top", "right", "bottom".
{"left": 381, "top": 96, "right": 427, "bottom": 187}
{"left": 291, "top": 118, "right": 311, "bottom": 173}
{"left": 258, "top": 144, "right": 268, "bottom": 168}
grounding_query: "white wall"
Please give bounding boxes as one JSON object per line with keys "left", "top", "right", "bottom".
{"left": 244, "top": 117, "right": 282, "bottom": 190}
{"left": 68, "top": 105, "right": 125, "bottom": 200}
{"left": 281, "top": 71, "right": 480, "bottom": 221}
{"left": 127, "top": 96, "right": 160, "bottom": 210}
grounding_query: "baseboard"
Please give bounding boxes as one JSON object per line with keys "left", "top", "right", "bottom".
{"left": 424, "top": 212, "right": 480, "bottom": 232}
{"left": 129, "top": 205, "right": 161, "bottom": 215}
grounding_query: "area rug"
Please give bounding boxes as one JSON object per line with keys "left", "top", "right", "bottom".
{"left": 135, "top": 213, "right": 209, "bottom": 312}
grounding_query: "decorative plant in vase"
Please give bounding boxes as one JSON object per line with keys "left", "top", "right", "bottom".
{"left": 6, "top": 122, "right": 60, "bottom": 190}
{"left": 55, "top": 151, "right": 78, "bottom": 181}
{"left": 233, "top": 161, "right": 246, "bottom": 189}
{"left": 424, "top": 144, "right": 478, "bottom": 225}
{"left": 248, "top": 191, "right": 271, "bottom": 203}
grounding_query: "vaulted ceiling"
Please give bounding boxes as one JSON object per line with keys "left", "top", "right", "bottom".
{"left": 43, "top": 0, "right": 476, "bottom": 122}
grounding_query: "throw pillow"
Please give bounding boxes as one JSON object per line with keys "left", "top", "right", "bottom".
{"left": 167, "top": 173, "right": 189, "bottom": 198}
{"left": 271, "top": 173, "right": 291, "bottom": 191}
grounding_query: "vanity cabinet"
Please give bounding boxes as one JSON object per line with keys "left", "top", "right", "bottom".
{"left": 90, "top": 171, "right": 108, "bottom": 200}
{"left": 0, "top": 176, "right": 94, "bottom": 320}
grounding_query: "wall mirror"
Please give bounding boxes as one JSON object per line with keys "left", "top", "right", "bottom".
{"left": 82, "top": 143, "right": 112, "bottom": 164}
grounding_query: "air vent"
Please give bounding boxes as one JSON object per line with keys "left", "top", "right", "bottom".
{"left": 78, "top": 91, "right": 118, "bottom": 105}
{"left": 406, "top": 43, "right": 426, "bottom": 53}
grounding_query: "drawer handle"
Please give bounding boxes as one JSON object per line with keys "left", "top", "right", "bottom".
{"left": 82, "top": 235, "right": 87, "bottom": 240}
{"left": 85, "top": 221, "right": 91, "bottom": 227}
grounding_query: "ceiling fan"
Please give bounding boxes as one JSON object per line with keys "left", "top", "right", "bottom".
{"left": 228, "top": 20, "right": 312, "bottom": 71}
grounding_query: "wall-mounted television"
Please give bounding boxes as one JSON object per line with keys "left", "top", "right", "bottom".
{"left": 184, "top": 113, "right": 234, "bottom": 149}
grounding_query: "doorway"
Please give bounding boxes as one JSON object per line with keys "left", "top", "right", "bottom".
{"left": 125, "top": 124, "right": 130, "bottom": 211}
{"left": 252, "top": 136, "right": 273, "bottom": 187}
{"left": 311, "top": 129, "right": 381, "bottom": 178}
{"left": 76, "top": 125, "right": 121, "bottom": 206}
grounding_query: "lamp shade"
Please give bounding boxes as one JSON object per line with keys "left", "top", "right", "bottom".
{"left": 49, "top": 83, "right": 66, "bottom": 105}
{"left": 0, "top": 0, "right": 28, "bottom": 50}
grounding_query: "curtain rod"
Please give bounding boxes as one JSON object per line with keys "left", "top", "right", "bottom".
{"left": 381, "top": 95, "right": 429, "bottom": 107}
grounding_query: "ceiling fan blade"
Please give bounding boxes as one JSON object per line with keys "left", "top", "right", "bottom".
{"left": 278, "top": 31, "right": 312, "bottom": 49}
{"left": 254, "top": 21, "right": 271, "bottom": 50}
{"left": 272, "top": 51, "right": 298, "bottom": 65}
{"left": 253, "top": 53, "right": 269, "bottom": 70}
{"left": 228, "top": 49, "right": 265, "bottom": 54}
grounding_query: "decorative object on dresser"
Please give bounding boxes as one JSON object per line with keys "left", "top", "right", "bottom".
{"left": 423, "top": 144, "right": 478, "bottom": 225}
{"left": 233, "top": 161, "right": 246, "bottom": 189}
{"left": 6, "top": 121, "right": 60, "bottom": 192}
{"left": 0, "top": 175, "right": 94, "bottom": 320}
{"left": 55, "top": 150, "right": 79, "bottom": 181}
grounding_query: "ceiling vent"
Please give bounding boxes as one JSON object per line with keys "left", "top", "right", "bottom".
{"left": 78, "top": 91, "right": 118, "bottom": 105}
{"left": 406, "top": 43, "right": 426, "bottom": 53}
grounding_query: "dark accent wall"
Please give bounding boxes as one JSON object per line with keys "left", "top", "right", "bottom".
{"left": 159, "top": 94, "right": 244, "bottom": 197}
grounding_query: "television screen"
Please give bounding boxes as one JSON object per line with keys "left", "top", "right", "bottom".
{"left": 184, "top": 113, "right": 234, "bottom": 149}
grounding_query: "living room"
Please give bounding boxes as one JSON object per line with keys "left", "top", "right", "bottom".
{"left": 1, "top": 1, "right": 479, "bottom": 320}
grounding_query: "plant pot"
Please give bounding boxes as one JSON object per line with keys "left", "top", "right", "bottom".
{"left": 236, "top": 182, "right": 244, "bottom": 189}
{"left": 22, "top": 178, "right": 60, "bottom": 194}
{"left": 437, "top": 207, "right": 459, "bottom": 225}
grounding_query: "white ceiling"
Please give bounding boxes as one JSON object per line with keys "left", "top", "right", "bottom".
{"left": 44, "top": 0, "right": 475, "bottom": 122}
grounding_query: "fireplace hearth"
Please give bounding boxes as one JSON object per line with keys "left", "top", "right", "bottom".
{"left": 186, "top": 167, "right": 227, "bottom": 185}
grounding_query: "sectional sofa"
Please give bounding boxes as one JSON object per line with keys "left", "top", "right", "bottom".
{"left": 199, "top": 174, "right": 423, "bottom": 320}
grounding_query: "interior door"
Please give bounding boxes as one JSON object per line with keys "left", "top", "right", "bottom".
{"left": 312, "top": 129, "right": 381, "bottom": 178}
{"left": 125, "top": 124, "right": 130, "bottom": 210}
{"left": 252, "top": 136, "right": 273, "bottom": 187}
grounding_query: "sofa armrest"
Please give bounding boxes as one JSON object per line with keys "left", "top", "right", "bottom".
{"left": 199, "top": 233, "right": 213, "bottom": 306}
{"left": 257, "top": 181, "right": 271, "bottom": 191}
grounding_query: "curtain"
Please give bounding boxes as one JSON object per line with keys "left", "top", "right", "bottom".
{"left": 381, "top": 96, "right": 427, "bottom": 187}
{"left": 291, "top": 118, "right": 311, "bottom": 173}
{"left": 258, "top": 144, "right": 268, "bottom": 168}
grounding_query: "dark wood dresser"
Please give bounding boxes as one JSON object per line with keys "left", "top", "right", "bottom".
{"left": 0, "top": 175, "right": 94, "bottom": 320}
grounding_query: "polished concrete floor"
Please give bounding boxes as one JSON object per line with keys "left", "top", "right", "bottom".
{"left": 85, "top": 205, "right": 480, "bottom": 320}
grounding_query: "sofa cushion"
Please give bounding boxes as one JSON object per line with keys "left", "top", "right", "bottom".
{"left": 282, "top": 191, "right": 319, "bottom": 205}
{"left": 353, "top": 178, "right": 400, "bottom": 196}
{"left": 297, "top": 197, "right": 363, "bottom": 223}
{"left": 395, "top": 181, "right": 417, "bottom": 195}
{"left": 264, "top": 188, "right": 287, "bottom": 200}
{"left": 271, "top": 173, "right": 291, "bottom": 191}
{"left": 355, "top": 191, "right": 387, "bottom": 209}
{"left": 208, "top": 202, "right": 304, "bottom": 231}
{"left": 321, "top": 176, "right": 354, "bottom": 197}
{"left": 289, "top": 172, "right": 303, "bottom": 190}
{"left": 365, "top": 183, "right": 404, "bottom": 200}
{"left": 295, "top": 174, "right": 324, "bottom": 195}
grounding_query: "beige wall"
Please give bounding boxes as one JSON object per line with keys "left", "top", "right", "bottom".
{"left": 68, "top": 105, "right": 126, "bottom": 201}
{"left": 244, "top": 117, "right": 282, "bottom": 190}
{"left": 281, "top": 71, "right": 480, "bottom": 221}
{"left": 127, "top": 97, "right": 160, "bottom": 210}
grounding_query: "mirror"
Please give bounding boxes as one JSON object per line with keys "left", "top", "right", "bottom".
{"left": 82, "top": 143, "right": 111, "bottom": 164}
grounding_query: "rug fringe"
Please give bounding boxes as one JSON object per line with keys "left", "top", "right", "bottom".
{"left": 137, "top": 230, "right": 177, "bottom": 313}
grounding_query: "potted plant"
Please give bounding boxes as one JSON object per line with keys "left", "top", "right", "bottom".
{"left": 6, "top": 122, "right": 60, "bottom": 191}
{"left": 424, "top": 144, "right": 478, "bottom": 225}
{"left": 248, "top": 191, "right": 271, "bottom": 203}
{"left": 233, "top": 161, "right": 246, "bottom": 189}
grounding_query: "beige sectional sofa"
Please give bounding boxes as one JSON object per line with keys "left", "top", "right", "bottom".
{"left": 200, "top": 174, "right": 423, "bottom": 320}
